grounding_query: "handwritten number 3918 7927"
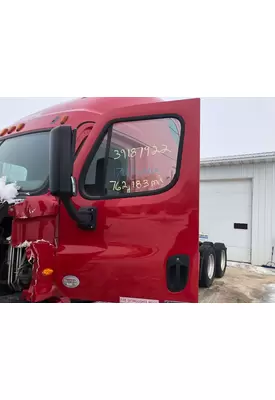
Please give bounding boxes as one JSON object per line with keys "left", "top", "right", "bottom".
{"left": 113, "top": 145, "right": 171, "bottom": 160}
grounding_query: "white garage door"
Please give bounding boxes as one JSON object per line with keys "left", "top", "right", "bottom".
{"left": 200, "top": 179, "right": 252, "bottom": 263}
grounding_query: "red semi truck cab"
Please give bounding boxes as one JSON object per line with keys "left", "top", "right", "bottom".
{"left": 0, "top": 97, "right": 201, "bottom": 303}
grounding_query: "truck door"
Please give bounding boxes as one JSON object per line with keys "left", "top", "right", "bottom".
{"left": 56, "top": 99, "right": 201, "bottom": 303}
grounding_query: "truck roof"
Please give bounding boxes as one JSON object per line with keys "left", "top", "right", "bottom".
{"left": 18, "top": 97, "right": 162, "bottom": 124}
{"left": 1, "top": 97, "right": 163, "bottom": 136}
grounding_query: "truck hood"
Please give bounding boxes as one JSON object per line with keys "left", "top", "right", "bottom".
{"left": 0, "top": 193, "right": 60, "bottom": 302}
{"left": 7, "top": 193, "right": 59, "bottom": 247}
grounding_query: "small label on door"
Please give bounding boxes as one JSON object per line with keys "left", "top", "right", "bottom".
{"left": 164, "top": 300, "right": 181, "bottom": 303}
{"left": 120, "top": 297, "right": 159, "bottom": 303}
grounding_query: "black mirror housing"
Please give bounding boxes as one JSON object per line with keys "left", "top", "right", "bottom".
{"left": 49, "top": 125, "right": 76, "bottom": 197}
{"left": 49, "top": 125, "right": 97, "bottom": 230}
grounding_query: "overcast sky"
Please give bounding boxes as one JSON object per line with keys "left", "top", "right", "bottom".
{"left": 0, "top": 97, "right": 274, "bottom": 158}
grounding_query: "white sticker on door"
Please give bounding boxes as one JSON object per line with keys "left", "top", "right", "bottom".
{"left": 120, "top": 297, "right": 159, "bottom": 303}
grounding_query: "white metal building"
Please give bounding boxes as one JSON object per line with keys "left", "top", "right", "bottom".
{"left": 200, "top": 152, "right": 275, "bottom": 266}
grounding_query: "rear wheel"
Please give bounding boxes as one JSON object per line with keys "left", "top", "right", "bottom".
{"left": 214, "top": 243, "right": 227, "bottom": 278}
{"left": 199, "top": 244, "right": 216, "bottom": 288}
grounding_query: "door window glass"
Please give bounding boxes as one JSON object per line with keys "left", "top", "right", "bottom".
{"left": 83, "top": 117, "right": 182, "bottom": 197}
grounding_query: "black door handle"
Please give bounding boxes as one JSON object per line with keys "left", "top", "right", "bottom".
{"left": 166, "top": 254, "right": 190, "bottom": 293}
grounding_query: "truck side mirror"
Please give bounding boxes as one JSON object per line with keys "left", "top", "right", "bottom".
{"left": 49, "top": 125, "right": 76, "bottom": 197}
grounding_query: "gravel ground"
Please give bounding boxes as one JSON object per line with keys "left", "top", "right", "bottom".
{"left": 199, "top": 262, "right": 275, "bottom": 303}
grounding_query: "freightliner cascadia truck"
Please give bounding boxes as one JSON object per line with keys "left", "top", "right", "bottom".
{"left": 0, "top": 97, "right": 227, "bottom": 303}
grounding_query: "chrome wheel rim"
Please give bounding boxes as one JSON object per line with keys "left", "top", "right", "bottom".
{"left": 207, "top": 254, "right": 215, "bottom": 279}
{"left": 220, "top": 250, "right": 226, "bottom": 271}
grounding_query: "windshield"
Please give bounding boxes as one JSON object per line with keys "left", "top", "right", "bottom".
{"left": 0, "top": 131, "right": 50, "bottom": 192}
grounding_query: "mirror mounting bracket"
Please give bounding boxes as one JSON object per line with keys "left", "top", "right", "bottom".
{"left": 60, "top": 194, "right": 97, "bottom": 231}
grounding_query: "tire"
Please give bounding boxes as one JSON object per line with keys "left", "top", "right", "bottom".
{"left": 214, "top": 243, "right": 227, "bottom": 278}
{"left": 201, "top": 241, "right": 214, "bottom": 247}
{"left": 199, "top": 244, "right": 216, "bottom": 288}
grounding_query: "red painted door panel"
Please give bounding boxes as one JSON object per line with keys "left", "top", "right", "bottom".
{"left": 55, "top": 99, "right": 200, "bottom": 303}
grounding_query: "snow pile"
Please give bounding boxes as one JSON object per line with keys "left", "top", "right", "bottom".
{"left": 228, "top": 261, "right": 275, "bottom": 276}
{"left": 0, "top": 176, "right": 19, "bottom": 204}
{"left": 262, "top": 284, "right": 275, "bottom": 303}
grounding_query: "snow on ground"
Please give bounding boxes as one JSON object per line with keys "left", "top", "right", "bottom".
{"left": 228, "top": 261, "right": 275, "bottom": 276}
{"left": 262, "top": 284, "right": 275, "bottom": 303}
{"left": 200, "top": 262, "right": 275, "bottom": 303}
